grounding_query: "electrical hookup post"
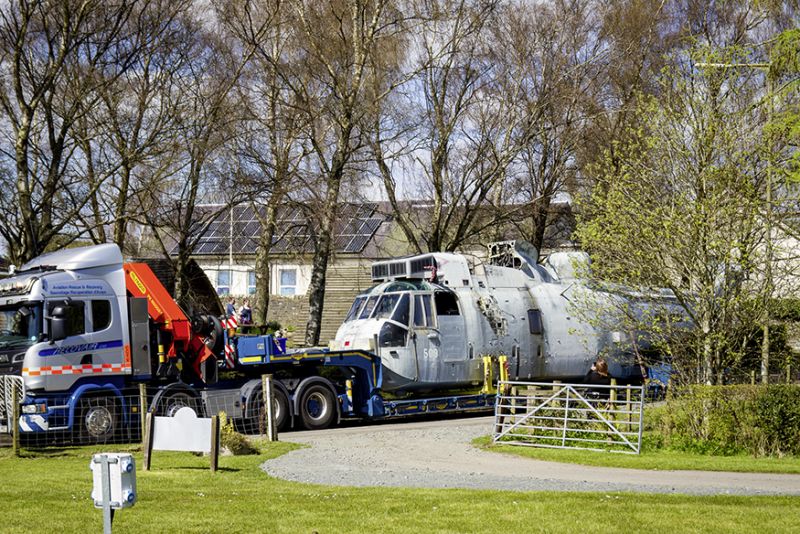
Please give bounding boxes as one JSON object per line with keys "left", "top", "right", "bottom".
{"left": 90, "top": 453, "right": 137, "bottom": 534}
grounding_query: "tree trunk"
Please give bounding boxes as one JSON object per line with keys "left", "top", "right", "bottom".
{"left": 761, "top": 322, "right": 770, "bottom": 384}
{"left": 304, "top": 171, "right": 343, "bottom": 346}
{"left": 530, "top": 197, "right": 551, "bottom": 253}
{"left": 113, "top": 165, "right": 132, "bottom": 248}
{"left": 254, "top": 201, "right": 279, "bottom": 326}
{"left": 701, "top": 314, "right": 713, "bottom": 385}
{"left": 15, "top": 113, "right": 36, "bottom": 262}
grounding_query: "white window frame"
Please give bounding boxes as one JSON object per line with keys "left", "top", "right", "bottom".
{"left": 216, "top": 270, "right": 231, "bottom": 296}
{"left": 247, "top": 270, "right": 257, "bottom": 295}
{"left": 279, "top": 268, "right": 297, "bottom": 296}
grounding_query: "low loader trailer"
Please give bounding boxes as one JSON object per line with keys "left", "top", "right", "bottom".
{"left": 0, "top": 244, "right": 494, "bottom": 443}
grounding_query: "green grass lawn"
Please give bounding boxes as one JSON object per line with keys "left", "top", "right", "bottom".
{"left": 1, "top": 442, "right": 800, "bottom": 533}
{"left": 474, "top": 436, "right": 800, "bottom": 473}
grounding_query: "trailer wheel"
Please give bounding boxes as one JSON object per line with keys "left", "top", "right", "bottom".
{"left": 76, "top": 396, "right": 118, "bottom": 444}
{"left": 157, "top": 391, "right": 204, "bottom": 418}
{"left": 298, "top": 384, "right": 336, "bottom": 430}
{"left": 254, "top": 387, "right": 290, "bottom": 434}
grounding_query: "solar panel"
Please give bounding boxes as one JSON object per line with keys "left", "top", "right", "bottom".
{"left": 176, "top": 202, "right": 386, "bottom": 257}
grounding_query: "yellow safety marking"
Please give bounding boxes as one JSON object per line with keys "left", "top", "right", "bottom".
{"left": 129, "top": 270, "right": 147, "bottom": 294}
{"left": 240, "top": 356, "right": 263, "bottom": 363}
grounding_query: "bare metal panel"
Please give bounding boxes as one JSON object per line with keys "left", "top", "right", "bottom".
{"left": 128, "top": 297, "right": 151, "bottom": 377}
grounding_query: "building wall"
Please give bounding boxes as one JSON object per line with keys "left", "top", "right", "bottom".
{"left": 198, "top": 255, "right": 374, "bottom": 346}
{"left": 197, "top": 259, "right": 312, "bottom": 297}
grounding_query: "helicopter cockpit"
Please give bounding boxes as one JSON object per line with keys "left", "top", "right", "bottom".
{"left": 335, "top": 279, "right": 461, "bottom": 350}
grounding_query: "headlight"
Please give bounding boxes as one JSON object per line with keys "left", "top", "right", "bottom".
{"left": 22, "top": 403, "right": 46, "bottom": 414}
{"left": 12, "top": 352, "right": 25, "bottom": 363}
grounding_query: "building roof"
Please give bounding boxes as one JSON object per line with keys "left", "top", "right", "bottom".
{"left": 187, "top": 203, "right": 388, "bottom": 257}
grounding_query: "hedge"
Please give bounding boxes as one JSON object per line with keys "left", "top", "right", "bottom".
{"left": 651, "top": 385, "right": 800, "bottom": 457}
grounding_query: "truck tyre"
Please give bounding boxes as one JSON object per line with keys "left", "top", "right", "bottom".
{"left": 76, "top": 396, "right": 118, "bottom": 444}
{"left": 298, "top": 384, "right": 336, "bottom": 430}
{"left": 254, "top": 387, "right": 290, "bottom": 434}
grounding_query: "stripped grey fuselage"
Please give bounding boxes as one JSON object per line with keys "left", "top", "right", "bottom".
{"left": 332, "top": 243, "right": 678, "bottom": 393}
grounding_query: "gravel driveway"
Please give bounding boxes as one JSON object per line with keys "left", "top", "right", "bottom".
{"left": 261, "top": 415, "right": 800, "bottom": 495}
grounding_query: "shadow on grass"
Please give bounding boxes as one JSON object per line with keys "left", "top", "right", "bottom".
{"left": 146, "top": 465, "right": 242, "bottom": 473}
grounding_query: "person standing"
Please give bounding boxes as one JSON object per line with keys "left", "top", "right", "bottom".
{"left": 583, "top": 358, "right": 612, "bottom": 398}
{"left": 226, "top": 297, "right": 237, "bottom": 318}
{"left": 239, "top": 299, "right": 252, "bottom": 324}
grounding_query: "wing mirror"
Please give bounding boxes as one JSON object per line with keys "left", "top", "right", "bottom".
{"left": 48, "top": 305, "right": 68, "bottom": 342}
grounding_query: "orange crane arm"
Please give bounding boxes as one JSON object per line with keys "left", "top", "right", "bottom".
{"left": 123, "top": 263, "right": 216, "bottom": 379}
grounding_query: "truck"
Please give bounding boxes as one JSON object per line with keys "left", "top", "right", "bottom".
{"left": 0, "top": 244, "right": 498, "bottom": 443}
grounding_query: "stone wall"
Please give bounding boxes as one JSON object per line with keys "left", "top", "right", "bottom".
{"left": 265, "top": 296, "right": 309, "bottom": 333}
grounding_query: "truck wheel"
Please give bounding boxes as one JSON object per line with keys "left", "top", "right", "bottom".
{"left": 254, "top": 388, "right": 290, "bottom": 434}
{"left": 298, "top": 384, "right": 336, "bottom": 430}
{"left": 157, "top": 391, "right": 204, "bottom": 418}
{"left": 76, "top": 396, "right": 118, "bottom": 444}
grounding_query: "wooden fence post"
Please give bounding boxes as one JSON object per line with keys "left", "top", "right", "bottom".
{"left": 12, "top": 381, "right": 20, "bottom": 457}
{"left": 262, "top": 374, "right": 277, "bottom": 442}
{"left": 139, "top": 384, "right": 148, "bottom": 444}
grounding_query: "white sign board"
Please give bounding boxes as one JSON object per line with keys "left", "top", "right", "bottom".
{"left": 152, "top": 407, "right": 212, "bottom": 453}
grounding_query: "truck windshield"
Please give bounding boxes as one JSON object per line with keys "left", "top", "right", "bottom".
{"left": 0, "top": 303, "right": 42, "bottom": 347}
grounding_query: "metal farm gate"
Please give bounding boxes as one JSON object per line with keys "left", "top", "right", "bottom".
{"left": 0, "top": 376, "right": 24, "bottom": 435}
{"left": 492, "top": 381, "right": 644, "bottom": 454}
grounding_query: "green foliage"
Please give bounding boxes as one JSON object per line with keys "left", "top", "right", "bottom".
{"left": 574, "top": 44, "right": 789, "bottom": 384}
{"left": 264, "top": 320, "right": 282, "bottom": 335}
{"left": 770, "top": 29, "right": 800, "bottom": 79}
{"left": 218, "top": 411, "right": 257, "bottom": 455}
{"left": 655, "top": 385, "right": 800, "bottom": 457}
{"left": 772, "top": 298, "right": 800, "bottom": 321}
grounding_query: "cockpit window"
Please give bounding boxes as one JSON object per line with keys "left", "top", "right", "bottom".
{"left": 358, "top": 296, "right": 379, "bottom": 320}
{"left": 373, "top": 294, "right": 400, "bottom": 320}
{"left": 0, "top": 303, "right": 43, "bottom": 345}
{"left": 345, "top": 296, "right": 367, "bottom": 322}
{"left": 384, "top": 280, "right": 430, "bottom": 292}
{"left": 413, "top": 294, "right": 433, "bottom": 327}
{"left": 391, "top": 294, "right": 409, "bottom": 325}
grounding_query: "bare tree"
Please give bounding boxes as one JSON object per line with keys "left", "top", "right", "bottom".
{"left": 287, "top": 0, "right": 406, "bottom": 345}
{"left": 81, "top": 0, "right": 195, "bottom": 252}
{"left": 218, "top": 0, "right": 311, "bottom": 325}
{"left": 0, "top": 0, "right": 142, "bottom": 263}
{"left": 496, "top": 0, "right": 605, "bottom": 252}
{"left": 134, "top": 12, "right": 251, "bottom": 304}
{"left": 371, "top": 0, "right": 538, "bottom": 253}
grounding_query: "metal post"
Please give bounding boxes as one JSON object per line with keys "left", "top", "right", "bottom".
{"left": 143, "top": 413, "right": 154, "bottom": 471}
{"left": 561, "top": 387, "right": 570, "bottom": 447}
{"left": 609, "top": 379, "right": 617, "bottom": 421}
{"left": 262, "top": 374, "right": 277, "bottom": 442}
{"left": 210, "top": 416, "right": 219, "bottom": 473}
{"left": 626, "top": 387, "right": 632, "bottom": 425}
{"left": 94, "top": 454, "right": 117, "bottom": 534}
{"left": 138, "top": 384, "right": 147, "bottom": 444}
{"left": 637, "top": 385, "right": 645, "bottom": 454}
